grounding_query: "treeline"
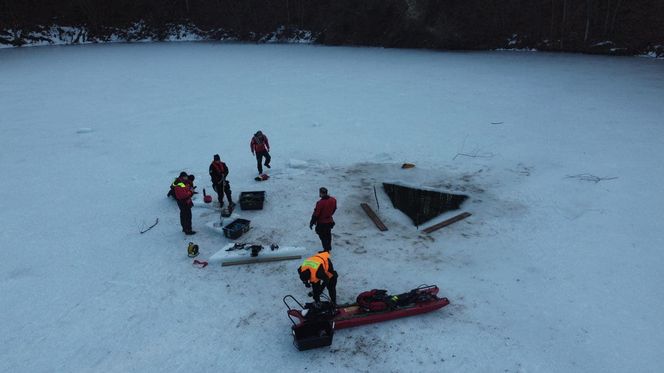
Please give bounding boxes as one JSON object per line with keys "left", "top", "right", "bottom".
{"left": 1, "top": 0, "right": 662, "bottom": 54}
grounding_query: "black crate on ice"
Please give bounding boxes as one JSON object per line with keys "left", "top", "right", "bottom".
{"left": 292, "top": 320, "right": 334, "bottom": 351}
{"left": 239, "top": 191, "right": 265, "bottom": 210}
{"left": 222, "top": 218, "right": 251, "bottom": 239}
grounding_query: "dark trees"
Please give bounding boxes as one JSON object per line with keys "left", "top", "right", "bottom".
{"left": 1, "top": 0, "right": 662, "bottom": 54}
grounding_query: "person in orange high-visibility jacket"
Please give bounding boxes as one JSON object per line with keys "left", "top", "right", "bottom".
{"left": 297, "top": 251, "right": 337, "bottom": 304}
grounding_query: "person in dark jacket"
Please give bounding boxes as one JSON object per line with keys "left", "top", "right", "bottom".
{"left": 208, "top": 154, "right": 234, "bottom": 207}
{"left": 309, "top": 187, "right": 337, "bottom": 252}
{"left": 187, "top": 174, "right": 196, "bottom": 192}
{"left": 173, "top": 177, "right": 195, "bottom": 235}
{"left": 298, "top": 251, "right": 337, "bottom": 304}
{"left": 250, "top": 130, "right": 271, "bottom": 175}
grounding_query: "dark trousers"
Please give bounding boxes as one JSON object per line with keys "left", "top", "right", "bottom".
{"left": 312, "top": 275, "right": 337, "bottom": 304}
{"left": 315, "top": 222, "right": 334, "bottom": 252}
{"left": 177, "top": 199, "right": 192, "bottom": 232}
{"left": 255, "top": 151, "right": 271, "bottom": 174}
{"left": 213, "top": 180, "right": 233, "bottom": 205}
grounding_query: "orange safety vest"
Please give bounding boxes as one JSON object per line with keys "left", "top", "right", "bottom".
{"left": 299, "top": 252, "right": 332, "bottom": 283}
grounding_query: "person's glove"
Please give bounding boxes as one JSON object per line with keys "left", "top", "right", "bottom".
{"left": 309, "top": 223, "right": 314, "bottom": 230}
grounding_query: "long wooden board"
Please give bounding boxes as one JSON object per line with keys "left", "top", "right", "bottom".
{"left": 422, "top": 212, "right": 471, "bottom": 234}
{"left": 360, "top": 203, "right": 388, "bottom": 231}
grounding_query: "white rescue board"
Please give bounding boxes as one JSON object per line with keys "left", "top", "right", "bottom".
{"left": 209, "top": 243, "right": 307, "bottom": 266}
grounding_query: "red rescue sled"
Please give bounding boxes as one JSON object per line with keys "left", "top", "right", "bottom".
{"left": 283, "top": 285, "right": 449, "bottom": 350}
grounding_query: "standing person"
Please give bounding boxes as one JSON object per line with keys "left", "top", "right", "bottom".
{"left": 167, "top": 171, "right": 191, "bottom": 198}
{"left": 298, "top": 251, "right": 338, "bottom": 305}
{"left": 250, "top": 130, "right": 271, "bottom": 175}
{"left": 209, "top": 154, "right": 234, "bottom": 208}
{"left": 186, "top": 174, "right": 197, "bottom": 194}
{"left": 309, "top": 187, "right": 337, "bottom": 252}
{"left": 173, "top": 177, "right": 195, "bottom": 235}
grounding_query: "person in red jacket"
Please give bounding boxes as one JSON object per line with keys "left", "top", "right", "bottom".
{"left": 250, "top": 130, "right": 271, "bottom": 175}
{"left": 173, "top": 176, "right": 196, "bottom": 235}
{"left": 167, "top": 172, "right": 195, "bottom": 198}
{"left": 309, "top": 187, "right": 337, "bottom": 252}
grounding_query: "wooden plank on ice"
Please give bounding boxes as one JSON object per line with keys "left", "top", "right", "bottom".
{"left": 422, "top": 212, "right": 471, "bottom": 234}
{"left": 360, "top": 203, "right": 388, "bottom": 231}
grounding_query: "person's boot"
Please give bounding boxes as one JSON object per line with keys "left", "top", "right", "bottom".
{"left": 185, "top": 230, "right": 197, "bottom": 235}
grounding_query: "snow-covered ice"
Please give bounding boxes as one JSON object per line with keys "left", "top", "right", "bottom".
{"left": 1, "top": 43, "right": 663, "bottom": 372}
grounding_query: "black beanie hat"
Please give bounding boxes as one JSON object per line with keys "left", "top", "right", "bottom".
{"left": 179, "top": 171, "right": 188, "bottom": 178}
{"left": 213, "top": 154, "right": 220, "bottom": 161}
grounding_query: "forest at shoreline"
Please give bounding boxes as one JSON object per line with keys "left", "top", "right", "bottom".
{"left": 1, "top": 0, "right": 663, "bottom": 56}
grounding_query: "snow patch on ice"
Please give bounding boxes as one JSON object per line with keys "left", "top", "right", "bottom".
{"left": 287, "top": 159, "right": 308, "bottom": 169}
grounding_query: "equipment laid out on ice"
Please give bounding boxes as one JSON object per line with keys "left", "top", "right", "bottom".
{"left": 192, "top": 194, "right": 220, "bottom": 210}
{"left": 222, "top": 218, "right": 251, "bottom": 239}
{"left": 187, "top": 242, "right": 199, "bottom": 258}
{"left": 202, "top": 188, "right": 213, "bottom": 203}
{"left": 220, "top": 202, "right": 235, "bottom": 218}
{"left": 239, "top": 191, "right": 266, "bottom": 210}
{"left": 209, "top": 243, "right": 306, "bottom": 266}
{"left": 283, "top": 284, "right": 450, "bottom": 351}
